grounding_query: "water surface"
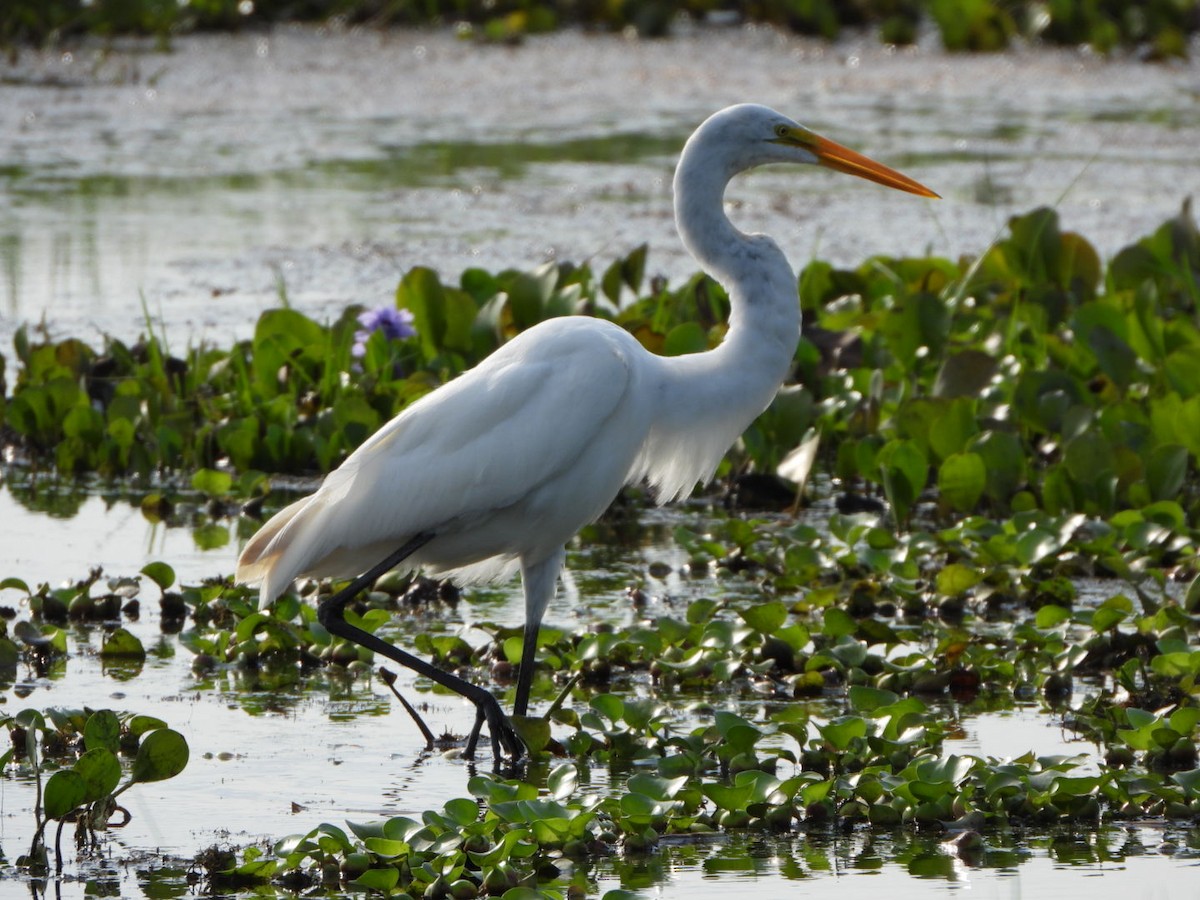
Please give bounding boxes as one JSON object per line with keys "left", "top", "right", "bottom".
{"left": 0, "top": 27, "right": 1196, "bottom": 347}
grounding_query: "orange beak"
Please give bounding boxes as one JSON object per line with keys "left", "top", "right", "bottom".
{"left": 777, "top": 126, "right": 940, "bottom": 198}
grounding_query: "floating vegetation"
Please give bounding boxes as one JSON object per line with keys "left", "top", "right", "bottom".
{"left": 2, "top": 0, "right": 1197, "bottom": 57}
{"left": 0, "top": 705, "right": 190, "bottom": 874}
{"left": 1, "top": 205, "right": 1199, "bottom": 896}
{"left": 4, "top": 203, "right": 1200, "bottom": 531}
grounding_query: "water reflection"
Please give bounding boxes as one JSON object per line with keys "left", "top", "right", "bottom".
{"left": 2, "top": 30, "right": 1198, "bottom": 353}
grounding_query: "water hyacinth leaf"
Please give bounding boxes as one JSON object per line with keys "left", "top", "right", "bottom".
{"left": 822, "top": 607, "right": 857, "bottom": 638}
{"left": 140, "top": 562, "right": 175, "bottom": 592}
{"left": 0, "top": 577, "right": 31, "bottom": 593}
{"left": 128, "top": 715, "right": 168, "bottom": 736}
{"left": 512, "top": 715, "right": 551, "bottom": 754}
{"left": 938, "top": 452, "right": 986, "bottom": 512}
{"left": 848, "top": 686, "right": 900, "bottom": 712}
{"left": 702, "top": 782, "right": 753, "bottom": 811}
{"left": 936, "top": 562, "right": 983, "bottom": 597}
{"left": 1015, "top": 528, "right": 1064, "bottom": 566}
{"left": 234, "top": 612, "right": 269, "bottom": 644}
{"left": 1034, "top": 605, "right": 1071, "bottom": 629}
{"left": 547, "top": 763, "right": 578, "bottom": 801}
{"left": 14, "top": 620, "right": 65, "bottom": 652}
{"left": 193, "top": 524, "right": 230, "bottom": 551}
{"left": 502, "top": 889, "right": 553, "bottom": 900}
{"left": 663, "top": 321, "right": 708, "bottom": 356}
{"left": 1170, "top": 707, "right": 1200, "bottom": 735}
{"left": 234, "top": 855, "right": 277, "bottom": 882}
{"left": 917, "top": 755, "right": 976, "bottom": 786}
{"left": 601, "top": 257, "right": 624, "bottom": 304}
{"left": 1090, "top": 600, "right": 1128, "bottom": 632}
{"left": 818, "top": 717, "right": 868, "bottom": 750}
{"left": 1149, "top": 651, "right": 1200, "bottom": 678}
{"left": 191, "top": 467, "right": 233, "bottom": 497}
{"left": 74, "top": 748, "right": 122, "bottom": 802}
{"left": 739, "top": 600, "right": 788, "bottom": 634}
{"left": 918, "top": 400, "right": 974, "bottom": 463}
{"left": 101, "top": 627, "right": 146, "bottom": 659}
{"left": 362, "top": 837, "right": 408, "bottom": 858}
{"left": 1087, "top": 323, "right": 1137, "bottom": 389}
{"left": 589, "top": 694, "right": 624, "bottom": 724}
{"left": 251, "top": 308, "right": 327, "bottom": 393}
{"left": 85, "top": 710, "right": 122, "bottom": 754}
{"left": 969, "top": 430, "right": 1026, "bottom": 503}
{"left": 130, "top": 728, "right": 189, "bottom": 783}
{"left": 352, "top": 868, "right": 399, "bottom": 892}
{"left": 442, "top": 797, "right": 481, "bottom": 827}
{"left": 628, "top": 773, "right": 687, "bottom": 802}
{"left": 878, "top": 439, "right": 928, "bottom": 523}
{"left": 1172, "top": 769, "right": 1200, "bottom": 798}
{"left": 44, "top": 770, "right": 88, "bottom": 820}
{"left": 621, "top": 243, "right": 648, "bottom": 294}
{"left": 932, "top": 349, "right": 998, "bottom": 399}
{"left": 1146, "top": 444, "right": 1189, "bottom": 500}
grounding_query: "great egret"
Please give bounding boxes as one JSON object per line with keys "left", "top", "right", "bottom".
{"left": 236, "top": 104, "right": 937, "bottom": 762}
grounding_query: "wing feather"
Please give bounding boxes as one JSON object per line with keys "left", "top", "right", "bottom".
{"left": 237, "top": 318, "right": 641, "bottom": 602}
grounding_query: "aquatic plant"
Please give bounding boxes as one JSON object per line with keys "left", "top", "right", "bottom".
{"left": 3, "top": 204, "right": 1199, "bottom": 541}
{"left": 2, "top": 0, "right": 1195, "bottom": 57}
{"left": 352, "top": 306, "right": 417, "bottom": 359}
{"left": 0, "top": 707, "right": 190, "bottom": 873}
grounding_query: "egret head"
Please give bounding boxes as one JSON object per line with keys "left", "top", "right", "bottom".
{"left": 692, "top": 103, "right": 939, "bottom": 198}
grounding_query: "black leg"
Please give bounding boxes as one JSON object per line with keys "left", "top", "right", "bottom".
{"left": 513, "top": 620, "right": 540, "bottom": 716}
{"left": 314, "top": 533, "right": 525, "bottom": 763}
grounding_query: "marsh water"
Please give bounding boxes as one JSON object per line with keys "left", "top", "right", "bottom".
{"left": 1, "top": 23, "right": 1200, "bottom": 899}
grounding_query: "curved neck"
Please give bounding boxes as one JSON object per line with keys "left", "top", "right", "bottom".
{"left": 670, "top": 146, "right": 801, "bottom": 390}
{"left": 634, "top": 145, "right": 801, "bottom": 501}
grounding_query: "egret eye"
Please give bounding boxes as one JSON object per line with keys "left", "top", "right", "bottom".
{"left": 774, "top": 124, "right": 790, "bottom": 138}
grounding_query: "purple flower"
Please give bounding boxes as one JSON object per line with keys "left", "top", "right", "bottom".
{"left": 352, "top": 307, "right": 416, "bottom": 358}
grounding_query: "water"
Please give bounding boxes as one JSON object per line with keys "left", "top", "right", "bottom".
{"left": 0, "top": 482, "right": 1170, "bottom": 897}
{"left": 0, "top": 27, "right": 1197, "bottom": 348}
{"left": 1, "top": 23, "right": 1199, "bottom": 898}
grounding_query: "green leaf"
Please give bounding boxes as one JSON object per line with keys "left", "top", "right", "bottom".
{"left": 739, "top": 600, "right": 788, "bottom": 634}
{"left": 818, "top": 716, "right": 868, "bottom": 750}
{"left": 191, "top": 467, "right": 233, "bottom": 497}
{"left": 100, "top": 627, "right": 146, "bottom": 659}
{"left": 84, "top": 710, "right": 122, "bottom": 754}
{"left": 702, "top": 782, "right": 753, "bottom": 811}
{"left": 932, "top": 349, "right": 997, "bottom": 399}
{"left": 128, "top": 714, "right": 168, "bottom": 736}
{"left": 935, "top": 563, "right": 982, "bottom": 597}
{"left": 546, "top": 763, "right": 578, "bottom": 800}
{"left": 129, "top": 729, "right": 189, "bottom": 784}
{"left": 442, "top": 797, "right": 480, "bottom": 827}
{"left": 848, "top": 685, "right": 900, "bottom": 712}
{"left": 74, "top": 748, "right": 123, "bottom": 803}
{"left": 878, "top": 439, "right": 928, "bottom": 523}
{"left": 1146, "top": 444, "right": 1189, "bottom": 501}
{"left": 663, "top": 321, "right": 708, "bottom": 356}
{"left": 938, "top": 452, "right": 986, "bottom": 512}
{"left": 352, "top": 868, "right": 399, "bottom": 892}
{"left": 44, "top": 770, "right": 88, "bottom": 819}
{"left": 139, "top": 562, "right": 176, "bottom": 592}
{"left": 822, "top": 608, "right": 856, "bottom": 638}
{"left": 1034, "top": 605, "right": 1071, "bottom": 629}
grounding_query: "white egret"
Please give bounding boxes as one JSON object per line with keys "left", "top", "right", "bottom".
{"left": 236, "top": 104, "right": 937, "bottom": 762}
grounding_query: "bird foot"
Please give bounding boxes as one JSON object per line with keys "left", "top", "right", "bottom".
{"left": 463, "top": 694, "right": 526, "bottom": 766}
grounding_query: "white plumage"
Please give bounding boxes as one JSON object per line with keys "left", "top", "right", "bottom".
{"left": 236, "top": 104, "right": 936, "bottom": 760}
